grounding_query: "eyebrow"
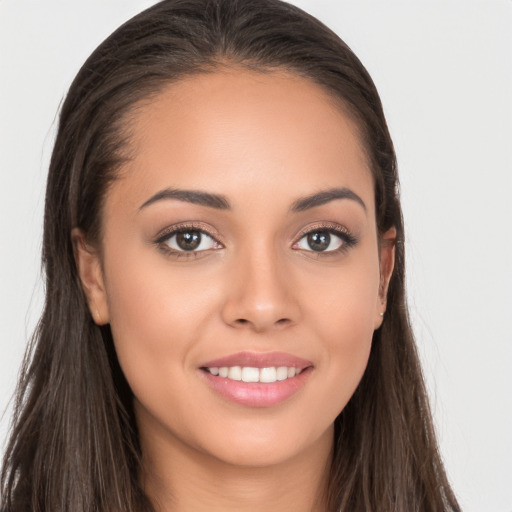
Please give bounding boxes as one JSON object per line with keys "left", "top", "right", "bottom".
{"left": 139, "top": 188, "right": 231, "bottom": 211}
{"left": 139, "top": 186, "right": 366, "bottom": 213}
{"left": 290, "top": 187, "right": 366, "bottom": 212}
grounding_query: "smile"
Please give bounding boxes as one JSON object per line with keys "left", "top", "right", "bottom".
{"left": 200, "top": 352, "right": 313, "bottom": 407}
{"left": 205, "top": 366, "right": 303, "bottom": 383}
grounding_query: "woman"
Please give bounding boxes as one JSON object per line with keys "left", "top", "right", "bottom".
{"left": 1, "top": 0, "right": 461, "bottom": 510}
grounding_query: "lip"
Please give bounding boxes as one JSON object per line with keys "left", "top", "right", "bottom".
{"left": 200, "top": 351, "right": 313, "bottom": 370}
{"left": 199, "top": 351, "right": 313, "bottom": 408}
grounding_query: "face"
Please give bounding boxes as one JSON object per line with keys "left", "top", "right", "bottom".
{"left": 76, "top": 69, "right": 394, "bottom": 471}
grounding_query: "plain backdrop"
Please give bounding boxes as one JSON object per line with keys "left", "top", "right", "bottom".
{"left": 1, "top": 1, "right": 511, "bottom": 510}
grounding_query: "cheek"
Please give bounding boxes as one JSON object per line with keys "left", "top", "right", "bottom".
{"left": 303, "top": 255, "right": 379, "bottom": 410}
{"left": 307, "top": 252, "right": 380, "bottom": 337}
{"left": 102, "top": 251, "right": 221, "bottom": 399}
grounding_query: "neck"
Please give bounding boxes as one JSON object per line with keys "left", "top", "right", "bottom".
{"left": 140, "top": 426, "right": 333, "bottom": 512}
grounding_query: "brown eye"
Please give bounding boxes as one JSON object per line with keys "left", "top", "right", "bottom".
{"left": 163, "top": 229, "right": 219, "bottom": 252}
{"left": 307, "top": 231, "right": 331, "bottom": 252}
{"left": 294, "top": 227, "right": 357, "bottom": 254}
{"left": 176, "top": 231, "right": 202, "bottom": 251}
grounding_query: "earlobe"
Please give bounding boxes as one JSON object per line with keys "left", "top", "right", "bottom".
{"left": 71, "top": 228, "right": 110, "bottom": 325}
{"left": 375, "top": 226, "right": 396, "bottom": 328}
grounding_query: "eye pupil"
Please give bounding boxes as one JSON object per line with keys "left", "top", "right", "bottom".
{"left": 307, "top": 231, "right": 330, "bottom": 251}
{"left": 177, "top": 231, "right": 201, "bottom": 251}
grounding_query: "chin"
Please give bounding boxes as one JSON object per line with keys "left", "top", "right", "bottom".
{"left": 195, "top": 417, "right": 335, "bottom": 469}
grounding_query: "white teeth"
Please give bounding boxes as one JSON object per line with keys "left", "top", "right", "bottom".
{"left": 228, "top": 366, "right": 242, "bottom": 381}
{"left": 206, "top": 366, "right": 303, "bottom": 383}
{"left": 260, "top": 367, "right": 277, "bottom": 383}
{"left": 276, "top": 366, "right": 288, "bottom": 381}
{"left": 241, "top": 367, "right": 259, "bottom": 383}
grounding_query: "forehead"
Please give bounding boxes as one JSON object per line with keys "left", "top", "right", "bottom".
{"left": 109, "top": 68, "right": 374, "bottom": 215}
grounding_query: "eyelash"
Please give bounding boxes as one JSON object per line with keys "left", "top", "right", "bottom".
{"left": 293, "top": 223, "right": 358, "bottom": 256}
{"left": 154, "top": 222, "right": 358, "bottom": 259}
{"left": 154, "top": 223, "right": 222, "bottom": 259}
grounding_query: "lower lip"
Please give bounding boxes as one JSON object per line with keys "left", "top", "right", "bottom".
{"left": 200, "top": 367, "right": 312, "bottom": 408}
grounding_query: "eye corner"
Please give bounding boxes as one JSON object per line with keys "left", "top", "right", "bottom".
{"left": 293, "top": 223, "right": 358, "bottom": 255}
{"left": 153, "top": 222, "right": 224, "bottom": 258}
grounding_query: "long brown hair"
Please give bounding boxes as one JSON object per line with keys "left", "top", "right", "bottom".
{"left": 1, "top": 1, "right": 460, "bottom": 510}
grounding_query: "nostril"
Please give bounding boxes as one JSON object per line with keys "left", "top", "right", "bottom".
{"left": 232, "top": 317, "right": 291, "bottom": 329}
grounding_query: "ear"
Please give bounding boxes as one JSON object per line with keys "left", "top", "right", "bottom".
{"left": 374, "top": 226, "right": 396, "bottom": 329}
{"left": 72, "top": 228, "right": 110, "bottom": 325}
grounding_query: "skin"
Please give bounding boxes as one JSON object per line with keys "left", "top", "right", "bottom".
{"left": 75, "top": 69, "right": 395, "bottom": 512}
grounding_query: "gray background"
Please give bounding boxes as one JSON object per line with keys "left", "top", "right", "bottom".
{"left": 1, "top": 1, "right": 511, "bottom": 510}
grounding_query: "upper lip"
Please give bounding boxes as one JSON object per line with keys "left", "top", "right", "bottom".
{"left": 200, "top": 351, "right": 313, "bottom": 370}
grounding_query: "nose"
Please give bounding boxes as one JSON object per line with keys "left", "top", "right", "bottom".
{"left": 221, "top": 246, "right": 301, "bottom": 333}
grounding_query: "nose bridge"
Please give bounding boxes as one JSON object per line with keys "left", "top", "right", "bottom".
{"left": 222, "top": 237, "right": 299, "bottom": 331}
